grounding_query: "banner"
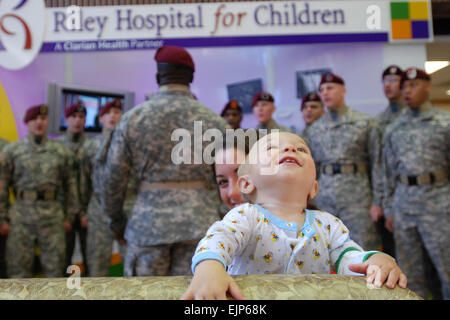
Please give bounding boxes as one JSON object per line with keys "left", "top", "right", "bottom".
{"left": 0, "top": 1, "right": 433, "bottom": 68}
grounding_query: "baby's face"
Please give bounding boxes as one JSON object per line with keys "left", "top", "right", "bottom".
{"left": 245, "top": 132, "right": 317, "bottom": 189}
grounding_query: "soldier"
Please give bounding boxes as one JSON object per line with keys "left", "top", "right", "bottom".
{"left": 220, "top": 100, "right": 243, "bottom": 130}
{"left": 374, "top": 65, "right": 406, "bottom": 258}
{"left": 56, "top": 101, "right": 89, "bottom": 275}
{"left": 382, "top": 67, "right": 450, "bottom": 299}
{"left": 252, "top": 91, "right": 293, "bottom": 133}
{"left": 79, "top": 98, "right": 133, "bottom": 277}
{"left": 0, "top": 105, "right": 79, "bottom": 278}
{"left": 0, "top": 137, "right": 9, "bottom": 278}
{"left": 100, "top": 45, "right": 229, "bottom": 276}
{"left": 300, "top": 91, "right": 325, "bottom": 138}
{"left": 305, "top": 72, "right": 382, "bottom": 251}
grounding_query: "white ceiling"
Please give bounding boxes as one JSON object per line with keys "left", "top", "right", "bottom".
{"left": 427, "top": 36, "right": 450, "bottom": 101}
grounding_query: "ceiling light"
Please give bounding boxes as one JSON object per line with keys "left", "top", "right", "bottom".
{"left": 446, "top": 89, "right": 450, "bottom": 96}
{"left": 425, "top": 61, "right": 449, "bottom": 74}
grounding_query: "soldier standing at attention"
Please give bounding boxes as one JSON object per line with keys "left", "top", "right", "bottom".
{"left": 0, "top": 105, "right": 80, "bottom": 278}
{"left": 305, "top": 72, "right": 382, "bottom": 251}
{"left": 220, "top": 100, "right": 243, "bottom": 130}
{"left": 383, "top": 68, "right": 450, "bottom": 299}
{"left": 79, "top": 99, "right": 130, "bottom": 277}
{"left": 0, "top": 138, "right": 9, "bottom": 278}
{"left": 101, "top": 45, "right": 229, "bottom": 276}
{"left": 373, "top": 65, "right": 405, "bottom": 258}
{"left": 252, "top": 91, "right": 293, "bottom": 133}
{"left": 56, "top": 101, "right": 89, "bottom": 275}
{"left": 300, "top": 91, "right": 325, "bottom": 138}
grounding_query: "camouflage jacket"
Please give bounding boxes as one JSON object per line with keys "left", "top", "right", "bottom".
{"left": 256, "top": 119, "right": 293, "bottom": 133}
{"left": 305, "top": 105, "right": 383, "bottom": 207}
{"left": 56, "top": 131, "right": 88, "bottom": 216}
{"left": 0, "top": 134, "right": 80, "bottom": 225}
{"left": 382, "top": 101, "right": 450, "bottom": 217}
{"left": 79, "top": 130, "right": 137, "bottom": 224}
{"left": 101, "top": 88, "right": 229, "bottom": 246}
{"left": 0, "top": 138, "right": 8, "bottom": 151}
{"left": 375, "top": 101, "right": 406, "bottom": 137}
{"left": 55, "top": 131, "right": 87, "bottom": 155}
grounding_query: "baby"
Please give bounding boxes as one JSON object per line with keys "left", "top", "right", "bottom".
{"left": 182, "top": 132, "right": 407, "bottom": 300}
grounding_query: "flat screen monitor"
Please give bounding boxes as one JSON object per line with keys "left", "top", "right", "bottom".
{"left": 47, "top": 83, "right": 135, "bottom": 135}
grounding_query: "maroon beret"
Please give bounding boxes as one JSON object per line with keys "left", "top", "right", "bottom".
{"left": 99, "top": 98, "right": 123, "bottom": 118}
{"left": 65, "top": 101, "right": 86, "bottom": 118}
{"left": 154, "top": 45, "right": 195, "bottom": 71}
{"left": 382, "top": 65, "right": 403, "bottom": 79}
{"left": 319, "top": 72, "right": 345, "bottom": 87}
{"left": 220, "top": 100, "right": 243, "bottom": 117}
{"left": 251, "top": 91, "right": 274, "bottom": 108}
{"left": 401, "top": 67, "right": 430, "bottom": 85}
{"left": 301, "top": 92, "right": 322, "bottom": 110}
{"left": 24, "top": 104, "right": 48, "bottom": 123}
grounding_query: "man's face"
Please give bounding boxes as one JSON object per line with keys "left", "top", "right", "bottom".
{"left": 27, "top": 115, "right": 49, "bottom": 136}
{"left": 252, "top": 101, "right": 275, "bottom": 124}
{"left": 223, "top": 109, "right": 242, "bottom": 129}
{"left": 66, "top": 112, "right": 86, "bottom": 133}
{"left": 383, "top": 75, "right": 402, "bottom": 101}
{"left": 319, "top": 83, "right": 346, "bottom": 111}
{"left": 100, "top": 107, "right": 122, "bottom": 130}
{"left": 302, "top": 101, "right": 325, "bottom": 125}
{"left": 402, "top": 79, "right": 431, "bottom": 109}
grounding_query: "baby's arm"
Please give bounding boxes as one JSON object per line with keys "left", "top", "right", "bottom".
{"left": 349, "top": 252, "right": 407, "bottom": 289}
{"left": 181, "top": 260, "right": 245, "bottom": 300}
{"left": 328, "top": 215, "right": 407, "bottom": 288}
{"left": 181, "top": 204, "right": 253, "bottom": 300}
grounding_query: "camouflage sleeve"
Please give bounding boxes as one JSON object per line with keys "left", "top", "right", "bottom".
{"left": 381, "top": 130, "right": 396, "bottom": 218}
{"left": 101, "top": 124, "right": 133, "bottom": 233}
{"left": 368, "top": 120, "right": 383, "bottom": 207}
{"left": 63, "top": 147, "right": 81, "bottom": 223}
{"left": 78, "top": 144, "right": 91, "bottom": 217}
{"left": 0, "top": 146, "right": 12, "bottom": 225}
{"left": 304, "top": 130, "right": 321, "bottom": 181}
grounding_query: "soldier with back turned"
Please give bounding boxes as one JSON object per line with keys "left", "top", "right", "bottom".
{"left": 100, "top": 46, "right": 229, "bottom": 277}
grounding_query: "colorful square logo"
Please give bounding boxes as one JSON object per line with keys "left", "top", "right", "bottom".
{"left": 391, "top": 1, "right": 430, "bottom": 40}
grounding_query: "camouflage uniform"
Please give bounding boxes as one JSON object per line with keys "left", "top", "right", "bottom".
{"left": 56, "top": 131, "right": 88, "bottom": 274}
{"left": 305, "top": 105, "right": 382, "bottom": 251}
{"left": 79, "top": 130, "right": 136, "bottom": 277}
{"left": 101, "top": 88, "right": 229, "bottom": 276}
{"left": 299, "top": 124, "right": 311, "bottom": 139}
{"left": 382, "top": 101, "right": 450, "bottom": 299}
{"left": 0, "top": 138, "right": 9, "bottom": 278}
{"left": 374, "top": 101, "right": 406, "bottom": 258}
{"left": 256, "top": 119, "right": 293, "bottom": 133}
{"left": 0, "top": 134, "right": 79, "bottom": 278}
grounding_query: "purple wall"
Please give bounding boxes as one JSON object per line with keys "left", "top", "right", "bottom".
{"left": 0, "top": 42, "right": 385, "bottom": 138}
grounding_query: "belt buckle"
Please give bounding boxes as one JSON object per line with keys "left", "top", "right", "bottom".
{"left": 333, "top": 164, "right": 341, "bottom": 174}
{"left": 44, "top": 191, "right": 53, "bottom": 200}
{"left": 24, "top": 191, "right": 37, "bottom": 201}
{"left": 407, "top": 176, "right": 417, "bottom": 186}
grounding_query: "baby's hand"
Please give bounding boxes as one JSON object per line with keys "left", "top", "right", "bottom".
{"left": 348, "top": 253, "right": 407, "bottom": 289}
{"left": 181, "top": 260, "right": 245, "bottom": 300}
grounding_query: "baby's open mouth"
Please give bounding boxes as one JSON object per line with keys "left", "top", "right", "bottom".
{"left": 279, "top": 156, "right": 301, "bottom": 166}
